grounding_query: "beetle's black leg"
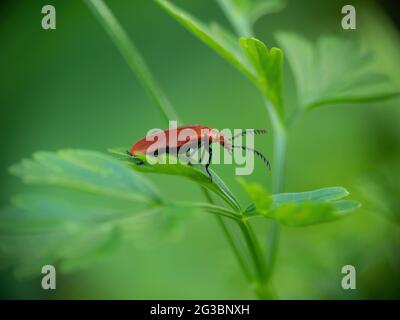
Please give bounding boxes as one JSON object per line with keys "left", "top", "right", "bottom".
{"left": 182, "top": 142, "right": 203, "bottom": 166}
{"left": 185, "top": 147, "right": 192, "bottom": 164}
{"left": 199, "top": 140, "right": 209, "bottom": 165}
{"left": 205, "top": 144, "right": 212, "bottom": 181}
{"left": 184, "top": 146, "right": 195, "bottom": 166}
{"left": 188, "top": 150, "right": 194, "bottom": 166}
{"left": 197, "top": 141, "right": 203, "bottom": 163}
{"left": 176, "top": 146, "right": 188, "bottom": 165}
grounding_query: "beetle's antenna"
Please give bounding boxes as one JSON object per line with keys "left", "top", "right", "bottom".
{"left": 230, "top": 129, "right": 268, "bottom": 141}
{"left": 230, "top": 145, "right": 271, "bottom": 170}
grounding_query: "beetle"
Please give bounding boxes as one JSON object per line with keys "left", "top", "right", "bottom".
{"left": 128, "top": 125, "right": 270, "bottom": 180}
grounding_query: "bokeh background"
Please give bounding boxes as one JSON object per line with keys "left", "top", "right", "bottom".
{"left": 0, "top": 0, "right": 399, "bottom": 299}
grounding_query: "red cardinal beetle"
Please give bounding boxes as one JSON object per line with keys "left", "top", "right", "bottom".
{"left": 129, "top": 125, "right": 270, "bottom": 180}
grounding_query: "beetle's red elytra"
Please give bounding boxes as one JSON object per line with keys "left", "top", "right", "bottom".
{"left": 129, "top": 125, "right": 270, "bottom": 180}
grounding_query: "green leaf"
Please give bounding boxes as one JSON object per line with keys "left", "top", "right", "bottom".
{"left": 271, "top": 187, "right": 349, "bottom": 207}
{"left": 54, "top": 224, "right": 123, "bottom": 273}
{"left": 268, "top": 200, "right": 360, "bottom": 227}
{"left": 155, "top": 1, "right": 285, "bottom": 119}
{"left": 267, "top": 202, "right": 337, "bottom": 227}
{"left": 217, "top": 0, "right": 286, "bottom": 36}
{"left": 239, "top": 180, "right": 360, "bottom": 226}
{"left": 109, "top": 148, "right": 241, "bottom": 211}
{"left": 237, "top": 178, "right": 272, "bottom": 216}
{"left": 9, "top": 149, "right": 161, "bottom": 204}
{"left": 0, "top": 224, "right": 70, "bottom": 275}
{"left": 276, "top": 32, "right": 399, "bottom": 110}
{"left": 1, "top": 149, "right": 197, "bottom": 276}
{"left": 11, "top": 190, "right": 148, "bottom": 229}
{"left": 0, "top": 194, "right": 197, "bottom": 277}
{"left": 240, "top": 37, "right": 284, "bottom": 119}
{"left": 155, "top": 0, "right": 255, "bottom": 81}
{"left": 332, "top": 200, "right": 361, "bottom": 213}
{"left": 0, "top": 193, "right": 237, "bottom": 277}
{"left": 0, "top": 205, "right": 67, "bottom": 235}
{"left": 0, "top": 216, "right": 124, "bottom": 278}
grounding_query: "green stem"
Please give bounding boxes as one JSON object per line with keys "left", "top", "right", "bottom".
{"left": 271, "top": 125, "right": 287, "bottom": 194}
{"left": 85, "top": 0, "right": 179, "bottom": 122}
{"left": 188, "top": 202, "right": 242, "bottom": 220}
{"left": 239, "top": 221, "right": 264, "bottom": 280}
{"left": 201, "top": 188, "right": 253, "bottom": 282}
{"left": 238, "top": 219, "right": 272, "bottom": 299}
{"left": 263, "top": 98, "right": 287, "bottom": 280}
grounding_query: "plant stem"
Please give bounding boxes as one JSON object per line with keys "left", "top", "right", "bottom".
{"left": 238, "top": 219, "right": 274, "bottom": 299}
{"left": 189, "top": 202, "right": 242, "bottom": 220}
{"left": 239, "top": 220, "right": 264, "bottom": 280}
{"left": 271, "top": 124, "right": 287, "bottom": 194}
{"left": 202, "top": 188, "right": 253, "bottom": 282}
{"left": 85, "top": 0, "right": 179, "bottom": 122}
{"left": 263, "top": 98, "right": 287, "bottom": 280}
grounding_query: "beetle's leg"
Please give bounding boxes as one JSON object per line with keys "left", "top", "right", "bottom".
{"left": 197, "top": 141, "right": 203, "bottom": 161}
{"left": 195, "top": 141, "right": 205, "bottom": 163}
{"left": 182, "top": 141, "right": 202, "bottom": 166}
{"left": 199, "top": 140, "right": 210, "bottom": 165}
{"left": 186, "top": 149, "right": 192, "bottom": 166}
{"left": 205, "top": 143, "right": 213, "bottom": 181}
{"left": 176, "top": 146, "right": 188, "bottom": 165}
{"left": 185, "top": 147, "right": 193, "bottom": 159}
{"left": 184, "top": 145, "right": 196, "bottom": 166}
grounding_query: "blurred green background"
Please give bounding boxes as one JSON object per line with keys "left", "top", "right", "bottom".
{"left": 0, "top": 0, "right": 399, "bottom": 299}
